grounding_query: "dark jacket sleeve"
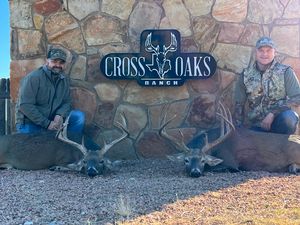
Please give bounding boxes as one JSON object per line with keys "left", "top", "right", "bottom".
{"left": 270, "top": 67, "right": 300, "bottom": 116}
{"left": 18, "top": 75, "right": 51, "bottom": 128}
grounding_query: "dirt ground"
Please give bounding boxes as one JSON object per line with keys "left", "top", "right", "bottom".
{"left": 0, "top": 159, "right": 299, "bottom": 225}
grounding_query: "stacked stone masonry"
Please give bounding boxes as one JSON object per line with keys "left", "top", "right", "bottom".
{"left": 10, "top": 0, "right": 300, "bottom": 159}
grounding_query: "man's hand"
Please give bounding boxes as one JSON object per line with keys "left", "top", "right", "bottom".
{"left": 54, "top": 115, "right": 63, "bottom": 128}
{"left": 261, "top": 113, "right": 275, "bottom": 131}
{"left": 48, "top": 115, "right": 64, "bottom": 130}
{"left": 48, "top": 121, "right": 58, "bottom": 130}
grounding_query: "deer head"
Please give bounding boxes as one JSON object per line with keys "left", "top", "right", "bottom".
{"left": 145, "top": 32, "right": 177, "bottom": 79}
{"left": 56, "top": 114, "right": 129, "bottom": 177}
{"left": 159, "top": 102, "right": 235, "bottom": 177}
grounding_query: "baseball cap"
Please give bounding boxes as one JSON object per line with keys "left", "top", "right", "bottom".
{"left": 47, "top": 48, "right": 67, "bottom": 62}
{"left": 256, "top": 37, "right": 275, "bottom": 49}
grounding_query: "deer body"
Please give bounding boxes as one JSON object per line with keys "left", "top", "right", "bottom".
{"left": 213, "top": 128, "right": 300, "bottom": 173}
{"left": 160, "top": 102, "right": 300, "bottom": 177}
{"left": 0, "top": 114, "right": 129, "bottom": 177}
{"left": 0, "top": 132, "right": 83, "bottom": 170}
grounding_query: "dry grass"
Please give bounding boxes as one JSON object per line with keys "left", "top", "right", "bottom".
{"left": 119, "top": 176, "right": 300, "bottom": 225}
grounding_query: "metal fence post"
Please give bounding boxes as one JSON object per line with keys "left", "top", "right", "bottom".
{"left": 0, "top": 78, "right": 10, "bottom": 135}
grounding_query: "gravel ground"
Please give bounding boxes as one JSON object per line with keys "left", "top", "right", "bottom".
{"left": 0, "top": 159, "right": 299, "bottom": 225}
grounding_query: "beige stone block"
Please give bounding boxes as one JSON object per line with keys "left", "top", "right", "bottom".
{"left": 129, "top": 1, "right": 162, "bottom": 40}
{"left": 271, "top": 25, "right": 300, "bottom": 57}
{"left": 10, "top": 59, "right": 45, "bottom": 102}
{"left": 219, "top": 23, "right": 244, "bottom": 43}
{"left": 212, "top": 43, "right": 252, "bottom": 73}
{"left": 18, "top": 30, "right": 44, "bottom": 57}
{"left": 83, "top": 14, "right": 124, "bottom": 45}
{"left": 212, "top": 0, "right": 247, "bottom": 22}
{"left": 102, "top": 0, "right": 135, "bottom": 20}
{"left": 10, "top": 1, "right": 33, "bottom": 28}
{"left": 162, "top": 0, "right": 192, "bottom": 37}
{"left": 283, "top": 0, "right": 300, "bottom": 19}
{"left": 49, "top": 28, "right": 85, "bottom": 54}
{"left": 248, "top": 0, "right": 283, "bottom": 24}
{"left": 68, "top": 0, "right": 99, "bottom": 20}
{"left": 70, "top": 55, "right": 86, "bottom": 80}
{"left": 184, "top": 0, "right": 214, "bottom": 17}
{"left": 94, "top": 83, "right": 121, "bottom": 102}
{"left": 45, "top": 11, "right": 78, "bottom": 36}
{"left": 193, "top": 16, "right": 220, "bottom": 52}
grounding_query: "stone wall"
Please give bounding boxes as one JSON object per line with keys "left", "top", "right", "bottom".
{"left": 10, "top": 0, "right": 300, "bottom": 159}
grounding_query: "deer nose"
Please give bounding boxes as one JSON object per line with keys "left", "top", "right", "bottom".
{"left": 190, "top": 168, "right": 202, "bottom": 178}
{"left": 87, "top": 167, "right": 98, "bottom": 177}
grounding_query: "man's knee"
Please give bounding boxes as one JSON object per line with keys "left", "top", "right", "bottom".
{"left": 271, "top": 110, "right": 299, "bottom": 134}
{"left": 68, "top": 110, "right": 85, "bottom": 133}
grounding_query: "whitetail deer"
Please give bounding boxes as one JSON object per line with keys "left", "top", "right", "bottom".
{"left": 160, "top": 102, "right": 300, "bottom": 177}
{"left": 0, "top": 114, "right": 128, "bottom": 177}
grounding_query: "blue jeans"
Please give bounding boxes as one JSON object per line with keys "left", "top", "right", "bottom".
{"left": 251, "top": 110, "right": 299, "bottom": 134}
{"left": 16, "top": 110, "right": 85, "bottom": 134}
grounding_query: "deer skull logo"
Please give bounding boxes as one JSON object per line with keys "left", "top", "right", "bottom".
{"left": 145, "top": 32, "right": 177, "bottom": 79}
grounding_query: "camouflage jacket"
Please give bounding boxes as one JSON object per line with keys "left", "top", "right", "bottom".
{"left": 234, "top": 60, "right": 300, "bottom": 126}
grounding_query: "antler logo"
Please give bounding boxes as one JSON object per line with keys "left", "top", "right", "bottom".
{"left": 100, "top": 29, "right": 217, "bottom": 87}
{"left": 145, "top": 32, "right": 177, "bottom": 79}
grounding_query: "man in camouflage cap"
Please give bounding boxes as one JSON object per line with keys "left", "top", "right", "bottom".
{"left": 234, "top": 36, "right": 300, "bottom": 134}
{"left": 15, "top": 47, "right": 85, "bottom": 134}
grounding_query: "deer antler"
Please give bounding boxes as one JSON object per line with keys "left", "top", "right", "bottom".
{"left": 56, "top": 115, "right": 88, "bottom": 156}
{"left": 159, "top": 107, "right": 191, "bottom": 153}
{"left": 201, "top": 101, "right": 235, "bottom": 154}
{"left": 145, "top": 33, "right": 159, "bottom": 54}
{"left": 163, "top": 32, "right": 177, "bottom": 54}
{"left": 98, "top": 113, "right": 129, "bottom": 157}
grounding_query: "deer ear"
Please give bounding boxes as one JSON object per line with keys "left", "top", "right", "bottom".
{"left": 205, "top": 155, "right": 223, "bottom": 166}
{"left": 166, "top": 153, "right": 186, "bottom": 162}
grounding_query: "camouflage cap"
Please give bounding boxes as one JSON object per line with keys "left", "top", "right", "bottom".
{"left": 47, "top": 48, "right": 67, "bottom": 62}
{"left": 256, "top": 37, "right": 275, "bottom": 49}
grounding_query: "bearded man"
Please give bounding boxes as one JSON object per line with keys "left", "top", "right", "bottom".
{"left": 15, "top": 48, "right": 85, "bottom": 134}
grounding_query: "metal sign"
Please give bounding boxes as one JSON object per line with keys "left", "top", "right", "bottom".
{"left": 100, "top": 29, "right": 217, "bottom": 86}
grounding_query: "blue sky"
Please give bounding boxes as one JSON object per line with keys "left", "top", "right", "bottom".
{"left": 0, "top": 1, "right": 10, "bottom": 78}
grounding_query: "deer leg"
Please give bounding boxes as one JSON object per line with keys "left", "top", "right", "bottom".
{"left": 65, "top": 162, "right": 84, "bottom": 172}
{"left": 49, "top": 160, "right": 84, "bottom": 172}
{"left": 49, "top": 166, "right": 73, "bottom": 171}
{"left": 0, "top": 164, "right": 13, "bottom": 169}
{"left": 288, "top": 163, "right": 300, "bottom": 174}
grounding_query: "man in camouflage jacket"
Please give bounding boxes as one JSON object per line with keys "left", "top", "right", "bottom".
{"left": 235, "top": 37, "right": 300, "bottom": 134}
